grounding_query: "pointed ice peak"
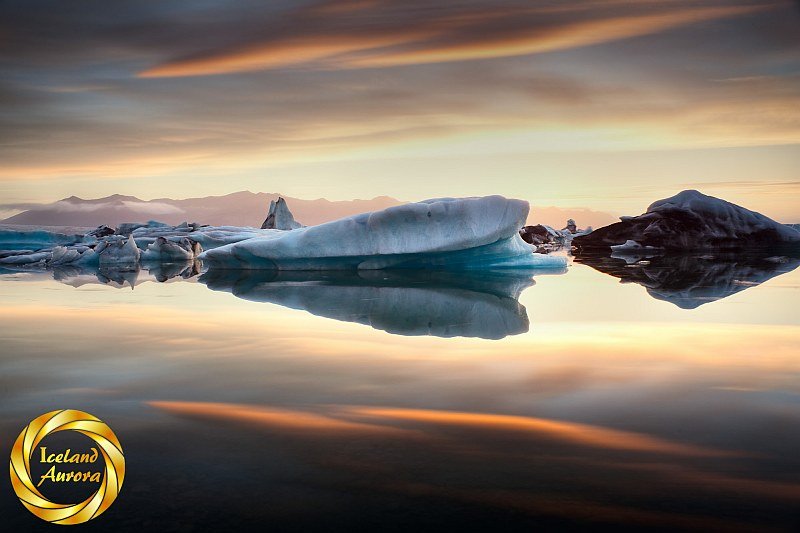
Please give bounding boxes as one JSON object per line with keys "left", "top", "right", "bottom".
{"left": 261, "top": 197, "right": 303, "bottom": 230}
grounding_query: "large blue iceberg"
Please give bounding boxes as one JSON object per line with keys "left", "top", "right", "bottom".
{"left": 200, "top": 196, "right": 567, "bottom": 270}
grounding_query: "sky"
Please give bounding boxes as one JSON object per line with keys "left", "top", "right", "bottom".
{"left": 0, "top": 0, "right": 798, "bottom": 220}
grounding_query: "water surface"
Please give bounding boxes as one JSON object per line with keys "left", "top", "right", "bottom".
{"left": 1, "top": 260, "right": 799, "bottom": 531}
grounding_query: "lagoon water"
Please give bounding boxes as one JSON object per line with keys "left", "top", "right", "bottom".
{"left": 1, "top": 260, "right": 799, "bottom": 531}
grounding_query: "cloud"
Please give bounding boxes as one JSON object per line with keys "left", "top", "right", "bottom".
{"left": 137, "top": 3, "right": 772, "bottom": 77}
{"left": 43, "top": 199, "right": 184, "bottom": 215}
{"left": 0, "top": 0, "right": 797, "bottom": 212}
{"left": 341, "top": 5, "right": 770, "bottom": 69}
{"left": 139, "top": 31, "right": 436, "bottom": 78}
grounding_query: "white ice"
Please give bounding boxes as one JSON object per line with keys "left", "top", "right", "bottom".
{"left": 201, "top": 196, "right": 569, "bottom": 271}
{"left": 261, "top": 197, "right": 302, "bottom": 230}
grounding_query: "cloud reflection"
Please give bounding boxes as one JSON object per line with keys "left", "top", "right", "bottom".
{"left": 146, "top": 400, "right": 795, "bottom": 530}
{"left": 149, "top": 400, "right": 743, "bottom": 458}
{"left": 148, "top": 401, "right": 413, "bottom": 436}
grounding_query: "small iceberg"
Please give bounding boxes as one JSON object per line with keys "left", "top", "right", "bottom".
{"left": 97, "top": 236, "right": 140, "bottom": 269}
{"left": 261, "top": 197, "right": 303, "bottom": 230}
{"left": 141, "top": 236, "right": 202, "bottom": 263}
{"left": 201, "top": 196, "right": 568, "bottom": 271}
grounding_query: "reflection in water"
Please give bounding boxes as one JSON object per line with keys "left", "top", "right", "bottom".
{"left": 143, "top": 400, "right": 800, "bottom": 530}
{"left": 151, "top": 401, "right": 737, "bottom": 457}
{"left": 199, "top": 269, "right": 565, "bottom": 339}
{"left": 0, "top": 263, "right": 566, "bottom": 338}
{"left": 4, "top": 260, "right": 202, "bottom": 289}
{"left": 575, "top": 253, "right": 800, "bottom": 308}
{"left": 0, "top": 263, "right": 799, "bottom": 531}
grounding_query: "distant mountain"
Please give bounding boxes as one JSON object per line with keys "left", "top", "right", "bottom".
{"left": 0, "top": 191, "right": 616, "bottom": 229}
{"left": 0, "top": 192, "right": 402, "bottom": 228}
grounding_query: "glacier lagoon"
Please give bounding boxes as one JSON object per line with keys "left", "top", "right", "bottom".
{"left": 1, "top": 259, "right": 799, "bottom": 531}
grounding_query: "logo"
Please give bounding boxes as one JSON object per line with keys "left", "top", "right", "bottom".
{"left": 9, "top": 410, "right": 125, "bottom": 524}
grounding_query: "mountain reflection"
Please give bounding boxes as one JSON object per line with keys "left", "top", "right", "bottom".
{"left": 199, "top": 269, "right": 566, "bottom": 339}
{"left": 575, "top": 253, "right": 799, "bottom": 309}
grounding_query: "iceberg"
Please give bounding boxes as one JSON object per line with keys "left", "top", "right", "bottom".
{"left": 0, "top": 250, "right": 51, "bottom": 265}
{"left": 201, "top": 196, "right": 568, "bottom": 271}
{"left": 0, "top": 196, "right": 567, "bottom": 272}
{"left": 574, "top": 190, "right": 800, "bottom": 253}
{"left": 0, "top": 222, "right": 268, "bottom": 269}
{"left": 141, "top": 236, "right": 202, "bottom": 263}
{"left": 260, "top": 197, "right": 302, "bottom": 230}
{"left": 98, "top": 236, "right": 140, "bottom": 269}
{"left": 184, "top": 226, "right": 269, "bottom": 249}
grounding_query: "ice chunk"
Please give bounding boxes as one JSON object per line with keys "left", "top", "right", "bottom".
{"left": 201, "top": 196, "right": 568, "bottom": 271}
{"left": 186, "top": 226, "right": 271, "bottom": 249}
{"left": 98, "top": 236, "right": 140, "bottom": 269}
{"left": 610, "top": 240, "right": 662, "bottom": 252}
{"left": 0, "top": 250, "right": 51, "bottom": 265}
{"left": 49, "top": 246, "right": 82, "bottom": 265}
{"left": 0, "top": 222, "right": 270, "bottom": 270}
{"left": 75, "top": 248, "right": 99, "bottom": 265}
{"left": 141, "top": 237, "right": 201, "bottom": 262}
{"left": 261, "top": 197, "right": 302, "bottom": 230}
{"left": 85, "top": 225, "right": 115, "bottom": 239}
{"left": 116, "top": 222, "right": 148, "bottom": 236}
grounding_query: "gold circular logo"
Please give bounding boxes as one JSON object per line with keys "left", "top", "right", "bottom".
{"left": 9, "top": 409, "right": 125, "bottom": 524}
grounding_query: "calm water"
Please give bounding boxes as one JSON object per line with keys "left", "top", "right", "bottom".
{"left": 1, "top": 259, "right": 799, "bottom": 531}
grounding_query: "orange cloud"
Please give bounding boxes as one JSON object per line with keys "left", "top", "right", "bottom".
{"left": 138, "top": 32, "right": 433, "bottom": 78}
{"left": 346, "top": 4, "right": 769, "bottom": 68}
{"left": 138, "top": 4, "right": 770, "bottom": 77}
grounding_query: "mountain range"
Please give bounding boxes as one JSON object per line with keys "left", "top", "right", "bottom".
{"left": 0, "top": 192, "right": 617, "bottom": 229}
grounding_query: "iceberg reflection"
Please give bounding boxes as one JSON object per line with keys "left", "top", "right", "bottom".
{"left": 576, "top": 253, "right": 799, "bottom": 309}
{"left": 0, "top": 262, "right": 564, "bottom": 338}
{"left": 199, "top": 269, "right": 565, "bottom": 339}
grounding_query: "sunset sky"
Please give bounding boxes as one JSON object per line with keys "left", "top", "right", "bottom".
{"left": 1, "top": 0, "right": 798, "bottom": 220}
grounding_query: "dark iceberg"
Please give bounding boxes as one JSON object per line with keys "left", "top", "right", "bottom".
{"left": 573, "top": 190, "right": 800, "bottom": 253}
